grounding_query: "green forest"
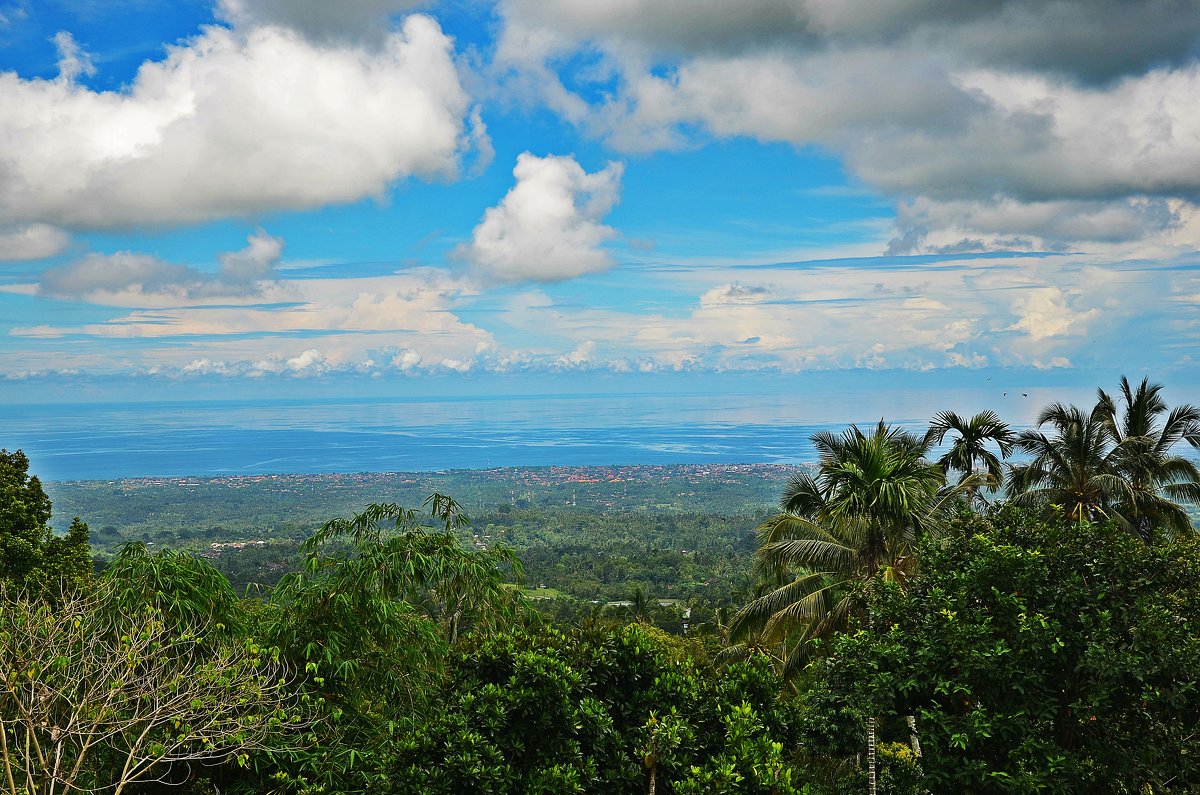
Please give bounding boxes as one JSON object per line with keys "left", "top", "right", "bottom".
{"left": 44, "top": 464, "right": 785, "bottom": 612}
{"left": 5, "top": 376, "right": 1200, "bottom": 794}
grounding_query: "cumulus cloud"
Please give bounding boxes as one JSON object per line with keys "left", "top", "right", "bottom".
{"left": 454, "top": 153, "right": 623, "bottom": 283}
{"left": 217, "top": 0, "right": 427, "bottom": 41}
{"left": 501, "top": 0, "right": 1200, "bottom": 84}
{"left": 0, "top": 223, "right": 69, "bottom": 261}
{"left": 439, "top": 357, "right": 473, "bottom": 372}
{"left": 0, "top": 15, "right": 480, "bottom": 229}
{"left": 488, "top": 251, "right": 1183, "bottom": 374}
{"left": 495, "top": 0, "right": 1200, "bottom": 252}
{"left": 218, "top": 230, "right": 285, "bottom": 284}
{"left": 285, "top": 348, "right": 326, "bottom": 373}
{"left": 1007, "top": 286, "right": 1099, "bottom": 341}
{"left": 554, "top": 340, "right": 595, "bottom": 367}
{"left": 35, "top": 231, "right": 284, "bottom": 304}
{"left": 391, "top": 349, "right": 423, "bottom": 370}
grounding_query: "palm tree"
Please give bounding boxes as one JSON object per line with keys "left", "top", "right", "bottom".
{"left": 625, "top": 585, "right": 653, "bottom": 624}
{"left": 1095, "top": 376, "right": 1200, "bottom": 539}
{"left": 730, "top": 421, "right": 947, "bottom": 795}
{"left": 729, "top": 421, "right": 947, "bottom": 674}
{"left": 1009, "top": 385, "right": 1200, "bottom": 540}
{"left": 925, "top": 409, "right": 1014, "bottom": 500}
{"left": 1006, "top": 402, "right": 1131, "bottom": 525}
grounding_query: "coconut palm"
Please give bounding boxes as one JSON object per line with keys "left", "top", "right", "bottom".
{"left": 1095, "top": 376, "right": 1200, "bottom": 539}
{"left": 730, "top": 421, "right": 946, "bottom": 677}
{"left": 1006, "top": 402, "right": 1132, "bottom": 525}
{"left": 925, "top": 409, "right": 1014, "bottom": 499}
{"left": 730, "top": 421, "right": 947, "bottom": 795}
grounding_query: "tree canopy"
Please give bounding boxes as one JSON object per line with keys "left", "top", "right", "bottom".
{"left": 0, "top": 449, "right": 91, "bottom": 595}
{"left": 806, "top": 505, "right": 1200, "bottom": 792}
{"left": 3, "top": 375, "right": 1199, "bottom": 792}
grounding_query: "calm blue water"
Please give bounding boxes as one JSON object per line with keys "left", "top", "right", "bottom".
{"left": 1, "top": 393, "right": 936, "bottom": 481}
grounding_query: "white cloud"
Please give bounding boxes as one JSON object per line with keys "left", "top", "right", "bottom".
{"left": 23, "top": 272, "right": 481, "bottom": 337}
{"left": 439, "top": 357, "right": 473, "bottom": 372}
{"left": 7, "top": 248, "right": 1196, "bottom": 379}
{"left": 554, "top": 340, "right": 595, "bottom": 367}
{"left": 286, "top": 348, "right": 326, "bottom": 373}
{"left": 51, "top": 31, "right": 95, "bottom": 84}
{"left": 391, "top": 349, "right": 423, "bottom": 370}
{"left": 494, "top": 1, "right": 1200, "bottom": 251}
{"left": 1031, "top": 356, "right": 1073, "bottom": 369}
{"left": 489, "top": 251, "right": 1186, "bottom": 374}
{"left": 35, "top": 231, "right": 285, "bottom": 304}
{"left": 9, "top": 266, "right": 497, "bottom": 377}
{"left": 0, "top": 223, "right": 69, "bottom": 261}
{"left": 0, "top": 15, "right": 480, "bottom": 229}
{"left": 699, "top": 283, "right": 773, "bottom": 308}
{"left": 455, "top": 153, "right": 623, "bottom": 283}
{"left": 1007, "top": 286, "right": 1099, "bottom": 341}
{"left": 218, "top": 230, "right": 284, "bottom": 283}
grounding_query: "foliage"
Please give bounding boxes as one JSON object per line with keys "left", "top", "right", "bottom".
{"left": 925, "top": 409, "right": 1014, "bottom": 496}
{"left": 1095, "top": 375, "right": 1200, "bottom": 538}
{"left": 0, "top": 449, "right": 92, "bottom": 595}
{"left": 671, "top": 702, "right": 802, "bottom": 795}
{"left": 731, "top": 421, "right": 947, "bottom": 675}
{"left": 8, "top": 379, "right": 1200, "bottom": 792}
{"left": 806, "top": 505, "right": 1200, "bottom": 792}
{"left": 1008, "top": 377, "right": 1200, "bottom": 539}
{"left": 256, "top": 496, "right": 531, "bottom": 792}
{"left": 45, "top": 465, "right": 786, "bottom": 553}
{"left": 0, "top": 582, "right": 311, "bottom": 795}
{"left": 100, "top": 541, "right": 244, "bottom": 635}
{"left": 388, "top": 624, "right": 802, "bottom": 794}
{"left": 51, "top": 471, "right": 765, "bottom": 612}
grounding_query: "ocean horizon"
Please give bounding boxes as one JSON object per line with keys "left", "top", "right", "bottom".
{"left": 4, "top": 392, "right": 937, "bottom": 482}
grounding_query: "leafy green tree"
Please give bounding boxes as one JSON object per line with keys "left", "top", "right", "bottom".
{"left": 260, "top": 495, "right": 528, "bottom": 792}
{"left": 100, "top": 541, "right": 243, "bottom": 635}
{"left": 43, "top": 517, "right": 93, "bottom": 591}
{"left": 0, "top": 449, "right": 92, "bottom": 594}
{"left": 806, "top": 505, "right": 1200, "bottom": 792}
{"left": 672, "top": 703, "right": 801, "bottom": 795}
{"left": 389, "top": 625, "right": 801, "bottom": 795}
{"left": 626, "top": 585, "right": 653, "bottom": 624}
{"left": 0, "top": 582, "right": 310, "bottom": 795}
{"left": 925, "top": 410, "right": 1014, "bottom": 498}
{"left": 1095, "top": 375, "right": 1200, "bottom": 538}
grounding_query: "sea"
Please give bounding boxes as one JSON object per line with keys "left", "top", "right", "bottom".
{"left": 2, "top": 392, "right": 944, "bottom": 482}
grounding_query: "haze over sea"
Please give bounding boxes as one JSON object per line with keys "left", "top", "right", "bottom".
{"left": 4, "top": 386, "right": 1075, "bottom": 482}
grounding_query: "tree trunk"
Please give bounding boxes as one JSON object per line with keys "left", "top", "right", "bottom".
{"left": 907, "top": 714, "right": 922, "bottom": 756}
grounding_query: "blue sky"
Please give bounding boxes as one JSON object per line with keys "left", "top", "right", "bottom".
{"left": 2, "top": 0, "right": 1199, "bottom": 415}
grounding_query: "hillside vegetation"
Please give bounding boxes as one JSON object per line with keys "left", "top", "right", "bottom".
{"left": 4, "top": 376, "right": 1200, "bottom": 793}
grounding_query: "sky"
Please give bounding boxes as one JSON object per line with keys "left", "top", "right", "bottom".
{"left": 2, "top": 0, "right": 1200, "bottom": 415}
